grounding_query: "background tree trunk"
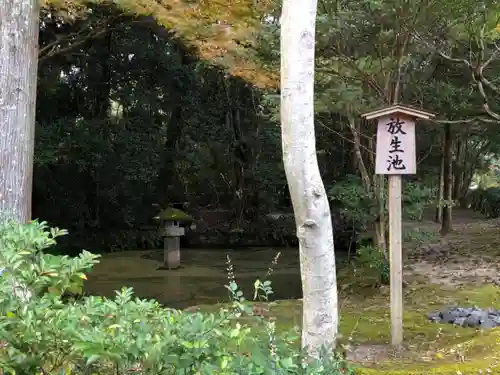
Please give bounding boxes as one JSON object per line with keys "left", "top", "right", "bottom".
{"left": 280, "top": 0, "right": 338, "bottom": 354}
{"left": 435, "top": 139, "right": 445, "bottom": 223}
{"left": 374, "top": 174, "right": 387, "bottom": 254}
{"left": 347, "top": 114, "right": 387, "bottom": 255}
{"left": 441, "top": 123, "right": 453, "bottom": 234}
{"left": 0, "top": 0, "right": 39, "bottom": 223}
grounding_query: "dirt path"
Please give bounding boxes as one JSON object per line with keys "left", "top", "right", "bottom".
{"left": 405, "top": 212, "right": 500, "bottom": 286}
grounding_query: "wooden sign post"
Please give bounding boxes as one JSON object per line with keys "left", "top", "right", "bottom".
{"left": 361, "top": 105, "right": 435, "bottom": 347}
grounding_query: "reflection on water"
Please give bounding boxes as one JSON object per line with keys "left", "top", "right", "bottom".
{"left": 84, "top": 248, "right": 344, "bottom": 309}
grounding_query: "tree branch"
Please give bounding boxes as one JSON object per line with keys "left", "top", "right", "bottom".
{"left": 414, "top": 26, "right": 500, "bottom": 122}
{"left": 475, "top": 78, "right": 500, "bottom": 121}
{"left": 413, "top": 31, "right": 472, "bottom": 67}
{"left": 435, "top": 117, "right": 499, "bottom": 124}
{"left": 39, "top": 27, "right": 109, "bottom": 64}
{"left": 38, "top": 14, "right": 132, "bottom": 64}
{"left": 316, "top": 119, "right": 375, "bottom": 155}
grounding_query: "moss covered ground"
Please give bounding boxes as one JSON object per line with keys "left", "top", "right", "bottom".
{"left": 189, "top": 214, "right": 500, "bottom": 374}
{"left": 190, "top": 283, "right": 500, "bottom": 374}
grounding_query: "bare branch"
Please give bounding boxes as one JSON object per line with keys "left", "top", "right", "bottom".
{"left": 435, "top": 117, "right": 499, "bottom": 124}
{"left": 347, "top": 113, "right": 372, "bottom": 191}
{"left": 414, "top": 28, "right": 500, "bottom": 122}
{"left": 479, "top": 74, "right": 500, "bottom": 96}
{"left": 476, "top": 79, "right": 500, "bottom": 121}
{"left": 417, "top": 143, "right": 435, "bottom": 165}
{"left": 413, "top": 32, "right": 471, "bottom": 67}
{"left": 317, "top": 119, "right": 375, "bottom": 155}
{"left": 38, "top": 28, "right": 109, "bottom": 64}
{"left": 38, "top": 14, "right": 132, "bottom": 64}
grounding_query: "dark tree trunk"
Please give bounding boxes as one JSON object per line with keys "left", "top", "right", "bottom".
{"left": 452, "top": 137, "right": 465, "bottom": 204}
{"left": 441, "top": 123, "right": 453, "bottom": 235}
{"left": 434, "top": 139, "right": 445, "bottom": 223}
{"left": 84, "top": 26, "right": 113, "bottom": 120}
{"left": 156, "top": 105, "right": 184, "bottom": 206}
{"left": 94, "top": 29, "right": 113, "bottom": 118}
{"left": 155, "top": 41, "right": 197, "bottom": 206}
{"left": 0, "top": 0, "right": 39, "bottom": 223}
{"left": 83, "top": 27, "right": 114, "bottom": 228}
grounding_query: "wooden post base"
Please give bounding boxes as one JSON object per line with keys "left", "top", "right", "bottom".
{"left": 388, "top": 174, "right": 403, "bottom": 346}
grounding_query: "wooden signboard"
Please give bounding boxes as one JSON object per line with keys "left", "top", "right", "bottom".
{"left": 375, "top": 116, "right": 416, "bottom": 175}
{"left": 362, "top": 105, "right": 435, "bottom": 347}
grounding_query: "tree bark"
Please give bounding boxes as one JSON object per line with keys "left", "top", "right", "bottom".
{"left": 347, "top": 115, "right": 371, "bottom": 190}
{"left": 440, "top": 123, "right": 453, "bottom": 235}
{"left": 435, "top": 139, "right": 445, "bottom": 223}
{"left": 347, "top": 115, "right": 387, "bottom": 255}
{"left": 280, "top": 0, "right": 338, "bottom": 354}
{"left": 155, "top": 42, "right": 196, "bottom": 206}
{"left": 452, "top": 137, "right": 464, "bottom": 204}
{"left": 0, "top": 0, "right": 39, "bottom": 223}
{"left": 374, "top": 174, "right": 387, "bottom": 255}
{"left": 156, "top": 105, "right": 184, "bottom": 206}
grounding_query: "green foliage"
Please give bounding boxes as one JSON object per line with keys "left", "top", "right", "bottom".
{"left": 328, "top": 175, "right": 378, "bottom": 231}
{"left": 472, "top": 155, "right": 500, "bottom": 189}
{"left": 0, "top": 220, "right": 352, "bottom": 375}
{"left": 469, "top": 187, "right": 500, "bottom": 218}
{"left": 34, "top": 9, "right": 289, "bottom": 251}
{"left": 328, "top": 176, "right": 432, "bottom": 285}
{"left": 403, "top": 182, "right": 434, "bottom": 221}
{"left": 353, "top": 245, "right": 389, "bottom": 285}
{"left": 328, "top": 175, "right": 433, "bottom": 231}
{"left": 403, "top": 229, "right": 435, "bottom": 244}
{"left": 33, "top": 0, "right": 500, "bottom": 254}
{"left": 348, "top": 228, "right": 434, "bottom": 288}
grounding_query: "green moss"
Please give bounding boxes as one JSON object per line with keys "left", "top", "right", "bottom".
{"left": 190, "top": 284, "right": 500, "bottom": 374}
{"left": 356, "top": 331, "right": 500, "bottom": 374}
{"left": 153, "top": 207, "right": 193, "bottom": 222}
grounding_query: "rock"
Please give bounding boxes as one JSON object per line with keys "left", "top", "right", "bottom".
{"left": 465, "top": 314, "right": 482, "bottom": 327}
{"left": 427, "top": 306, "right": 500, "bottom": 330}
{"left": 486, "top": 307, "right": 498, "bottom": 315}
{"left": 441, "top": 309, "right": 461, "bottom": 323}
{"left": 427, "top": 312, "right": 441, "bottom": 323}
{"left": 456, "top": 307, "right": 473, "bottom": 316}
{"left": 470, "top": 309, "right": 488, "bottom": 322}
{"left": 453, "top": 317, "right": 467, "bottom": 327}
{"left": 480, "top": 318, "right": 498, "bottom": 330}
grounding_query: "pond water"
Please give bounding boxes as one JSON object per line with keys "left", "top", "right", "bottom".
{"left": 84, "top": 247, "right": 348, "bottom": 309}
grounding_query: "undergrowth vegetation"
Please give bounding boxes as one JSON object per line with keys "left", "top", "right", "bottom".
{"left": 0, "top": 220, "right": 352, "bottom": 375}
{"left": 468, "top": 187, "right": 500, "bottom": 218}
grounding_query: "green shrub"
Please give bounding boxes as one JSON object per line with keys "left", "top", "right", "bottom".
{"left": 328, "top": 175, "right": 433, "bottom": 232}
{"left": 328, "top": 175, "right": 378, "bottom": 232}
{"left": 353, "top": 245, "right": 389, "bottom": 285}
{"left": 403, "top": 181, "right": 433, "bottom": 220}
{"left": 468, "top": 187, "right": 500, "bottom": 218}
{"left": 0, "top": 220, "right": 352, "bottom": 375}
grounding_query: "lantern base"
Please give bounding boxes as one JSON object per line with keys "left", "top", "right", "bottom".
{"left": 163, "top": 236, "right": 181, "bottom": 269}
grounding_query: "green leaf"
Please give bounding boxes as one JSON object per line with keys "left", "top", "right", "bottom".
{"left": 86, "top": 354, "right": 101, "bottom": 365}
{"left": 230, "top": 281, "right": 238, "bottom": 291}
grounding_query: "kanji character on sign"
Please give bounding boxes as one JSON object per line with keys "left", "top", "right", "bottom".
{"left": 387, "top": 154, "right": 406, "bottom": 171}
{"left": 389, "top": 136, "right": 404, "bottom": 153}
{"left": 386, "top": 117, "right": 407, "bottom": 135}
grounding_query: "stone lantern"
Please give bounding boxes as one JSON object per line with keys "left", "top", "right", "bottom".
{"left": 153, "top": 207, "right": 193, "bottom": 270}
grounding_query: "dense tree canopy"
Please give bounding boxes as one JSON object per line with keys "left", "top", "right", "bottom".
{"left": 40, "top": 0, "right": 278, "bottom": 87}
{"left": 28, "top": 0, "right": 500, "bottom": 252}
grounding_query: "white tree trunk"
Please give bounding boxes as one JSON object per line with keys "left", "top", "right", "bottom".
{"left": 0, "top": 0, "right": 40, "bottom": 223}
{"left": 280, "top": 0, "right": 338, "bottom": 354}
